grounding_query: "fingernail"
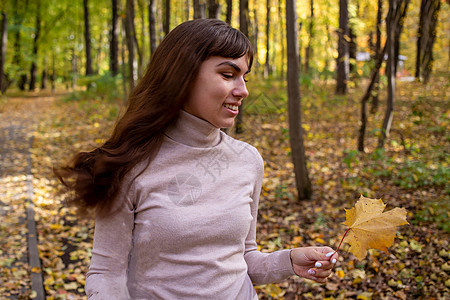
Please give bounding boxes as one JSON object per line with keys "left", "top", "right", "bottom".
{"left": 326, "top": 252, "right": 334, "bottom": 257}
{"left": 308, "top": 269, "right": 316, "bottom": 275}
{"left": 332, "top": 258, "right": 337, "bottom": 264}
{"left": 315, "top": 262, "right": 322, "bottom": 268}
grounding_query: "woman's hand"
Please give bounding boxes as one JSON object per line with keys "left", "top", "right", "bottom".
{"left": 289, "top": 247, "right": 338, "bottom": 283}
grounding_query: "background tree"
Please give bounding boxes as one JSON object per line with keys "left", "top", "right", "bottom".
{"left": 286, "top": 0, "right": 312, "bottom": 200}
{"left": 235, "top": 0, "right": 249, "bottom": 134}
{"left": 226, "top": 0, "right": 232, "bottom": 24}
{"left": 125, "top": 0, "right": 137, "bottom": 90}
{"left": 370, "top": 0, "right": 383, "bottom": 113}
{"left": 208, "top": 0, "right": 220, "bottom": 19}
{"left": 110, "top": 0, "right": 119, "bottom": 75}
{"left": 304, "top": 0, "right": 314, "bottom": 73}
{"left": 336, "top": 0, "right": 349, "bottom": 95}
{"left": 149, "top": 0, "right": 157, "bottom": 56}
{"left": 164, "top": 0, "right": 170, "bottom": 35}
{"left": 0, "top": 11, "right": 7, "bottom": 93}
{"left": 29, "top": 0, "right": 41, "bottom": 91}
{"left": 264, "top": 0, "right": 271, "bottom": 78}
{"left": 83, "top": 0, "right": 93, "bottom": 76}
{"left": 194, "top": 0, "right": 206, "bottom": 19}
{"left": 377, "top": 0, "right": 410, "bottom": 149}
{"left": 415, "top": 0, "right": 441, "bottom": 83}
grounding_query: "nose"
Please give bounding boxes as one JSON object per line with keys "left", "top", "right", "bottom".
{"left": 232, "top": 78, "right": 249, "bottom": 99}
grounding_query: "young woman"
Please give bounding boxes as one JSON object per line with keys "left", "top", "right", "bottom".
{"left": 57, "top": 19, "right": 338, "bottom": 299}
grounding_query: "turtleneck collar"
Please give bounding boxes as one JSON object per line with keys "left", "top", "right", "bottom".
{"left": 164, "top": 110, "right": 221, "bottom": 148}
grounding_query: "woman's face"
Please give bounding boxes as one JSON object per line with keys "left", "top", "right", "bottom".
{"left": 183, "top": 55, "right": 249, "bottom": 128}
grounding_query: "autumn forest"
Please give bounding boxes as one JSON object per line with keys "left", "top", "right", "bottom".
{"left": 0, "top": 0, "right": 449, "bottom": 299}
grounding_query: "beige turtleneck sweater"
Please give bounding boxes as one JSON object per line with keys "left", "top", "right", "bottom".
{"left": 85, "top": 110, "right": 295, "bottom": 299}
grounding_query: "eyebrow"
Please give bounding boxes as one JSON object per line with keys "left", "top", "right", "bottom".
{"left": 216, "top": 61, "right": 250, "bottom": 75}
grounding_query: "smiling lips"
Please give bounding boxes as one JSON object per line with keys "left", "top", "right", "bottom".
{"left": 223, "top": 103, "right": 239, "bottom": 111}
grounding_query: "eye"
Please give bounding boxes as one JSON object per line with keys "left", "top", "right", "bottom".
{"left": 222, "top": 73, "right": 233, "bottom": 79}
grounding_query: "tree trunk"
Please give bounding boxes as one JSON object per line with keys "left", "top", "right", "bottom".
{"left": 121, "top": 17, "right": 128, "bottom": 103}
{"left": 13, "top": 0, "right": 27, "bottom": 90}
{"left": 235, "top": 0, "right": 249, "bottom": 134}
{"left": 71, "top": 48, "right": 78, "bottom": 88}
{"left": 252, "top": 8, "right": 259, "bottom": 70}
{"left": 84, "top": 0, "right": 93, "bottom": 75}
{"left": 125, "top": 0, "right": 136, "bottom": 91}
{"left": 370, "top": 0, "right": 383, "bottom": 113}
{"left": 29, "top": 0, "right": 41, "bottom": 91}
{"left": 348, "top": 27, "right": 357, "bottom": 74}
{"left": 416, "top": 0, "right": 441, "bottom": 83}
{"left": 278, "top": 0, "right": 285, "bottom": 78}
{"left": 194, "top": 0, "right": 206, "bottom": 19}
{"left": 164, "top": 0, "right": 170, "bottom": 35}
{"left": 336, "top": 0, "right": 349, "bottom": 95}
{"left": 110, "top": 0, "right": 119, "bottom": 75}
{"left": 264, "top": 0, "right": 271, "bottom": 78}
{"left": 378, "top": 0, "right": 397, "bottom": 149}
{"left": 0, "top": 12, "right": 7, "bottom": 94}
{"left": 304, "top": 0, "right": 314, "bottom": 73}
{"left": 358, "top": 43, "right": 387, "bottom": 152}
{"left": 208, "top": 0, "right": 220, "bottom": 19}
{"left": 149, "top": 0, "right": 157, "bottom": 57}
{"left": 286, "top": 0, "right": 312, "bottom": 200}
{"left": 51, "top": 50, "right": 55, "bottom": 93}
{"left": 226, "top": 0, "right": 232, "bottom": 24}
{"left": 393, "top": 0, "right": 409, "bottom": 76}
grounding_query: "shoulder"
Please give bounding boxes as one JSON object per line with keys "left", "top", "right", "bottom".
{"left": 221, "top": 132, "right": 264, "bottom": 170}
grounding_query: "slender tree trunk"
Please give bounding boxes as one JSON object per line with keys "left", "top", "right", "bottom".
{"left": 264, "top": 0, "right": 271, "bottom": 78}
{"left": 278, "top": 0, "right": 285, "bottom": 78}
{"left": 226, "top": 0, "right": 232, "bottom": 24}
{"left": 252, "top": 8, "right": 259, "bottom": 70}
{"left": 416, "top": 0, "right": 441, "bottom": 83}
{"left": 71, "top": 48, "right": 78, "bottom": 88}
{"left": 286, "top": 0, "right": 312, "bottom": 200}
{"left": 121, "top": 16, "right": 128, "bottom": 103}
{"left": 370, "top": 0, "right": 383, "bottom": 113}
{"left": 51, "top": 50, "right": 55, "bottom": 93}
{"left": 304, "top": 0, "right": 314, "bottom": 73}
{"left": 378, "top": 0, "right": 397, "bottom": 149}
{"left": 40, "top": 61, "right": 47, "bottom": 90}
{"left": 336, "top": 0, "right": 349, "bottom": 95}
{"left": 125, "top": 0, "right": 136, "bottom": 90}
{"left": 29, "top": 0, "right": 40, "bottom": 91}
{"left": 208, "top": 0, "right": 220, "bottom": 19}
{"left": 0, "top": 12, "right": 7, "bottom": 94}
{"left": 193, "top": 0, "right": 205, "bottom": 19}
{"left": 358, "top": 43, "right": 387, "bottom": 151}
{"left": 393, "top": 0, "right": 409, "bottom": 76}
{"left": 349, "top": 27, "right": 357, "bottom": 74}
{"left": 149, "top": 0, "right": 157, "bottom": 57}
{"left": 84, "top": 0, "right": 93, "bottom": 75}
{"left": 164, "top": 0, "right": 170, "bottom": 35}
{"left": 13, "top": 0, "right": 27, "bottom": 90}
{"left": 235, "top": 0, "right": 249, "bottom": 134}
{"left": 111, "top": 0, "right": 119, "bottom": 75}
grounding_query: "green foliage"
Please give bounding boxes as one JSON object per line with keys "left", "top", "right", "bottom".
{"left": 412, "top": 198, "right": 450, "bottom": 233}
{"left": 64, "top": 73, "right": 122, "bottom": 102}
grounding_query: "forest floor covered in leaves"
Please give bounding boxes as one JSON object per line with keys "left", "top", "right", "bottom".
{"left": 0, "top": 73, "right": 448, "bottom": 299}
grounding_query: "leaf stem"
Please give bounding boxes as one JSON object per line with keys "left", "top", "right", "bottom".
{"left": 331, "top": 227, "right": 351, "bottom": 257}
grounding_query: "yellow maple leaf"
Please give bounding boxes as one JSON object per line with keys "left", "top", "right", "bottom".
{"left": 341, "top": 195, "right": 408, "bottom": 260}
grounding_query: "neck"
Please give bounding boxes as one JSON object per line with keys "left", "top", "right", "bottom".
{"left": 164, "top": 110, "right": 221, "bottom": 148}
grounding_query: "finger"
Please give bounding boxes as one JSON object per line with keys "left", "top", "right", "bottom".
{"left": 314, "top": 260, "right": 336, "bottom": 270}
{"left": 314, "top": 268, "right": 332, "bottom": 278}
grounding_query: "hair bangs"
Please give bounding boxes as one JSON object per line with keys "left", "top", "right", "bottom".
{"left": 207, "top": 27, "right": 254, "bottom": 70}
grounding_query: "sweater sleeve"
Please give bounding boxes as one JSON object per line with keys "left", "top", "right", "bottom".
{"left": 244, "top": 150, "right": 296, "bottom": 285}
{"left": 85, "top": 184, "right": 137, "bottom": 299}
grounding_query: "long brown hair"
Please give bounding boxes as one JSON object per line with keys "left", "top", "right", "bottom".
{"left": 56, "top": 19, "right": 253, "bottom": 217}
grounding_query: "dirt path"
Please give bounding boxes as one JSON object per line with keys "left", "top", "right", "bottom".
{"left": 0, "top": 93, "right": 57, "bottom": 299}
